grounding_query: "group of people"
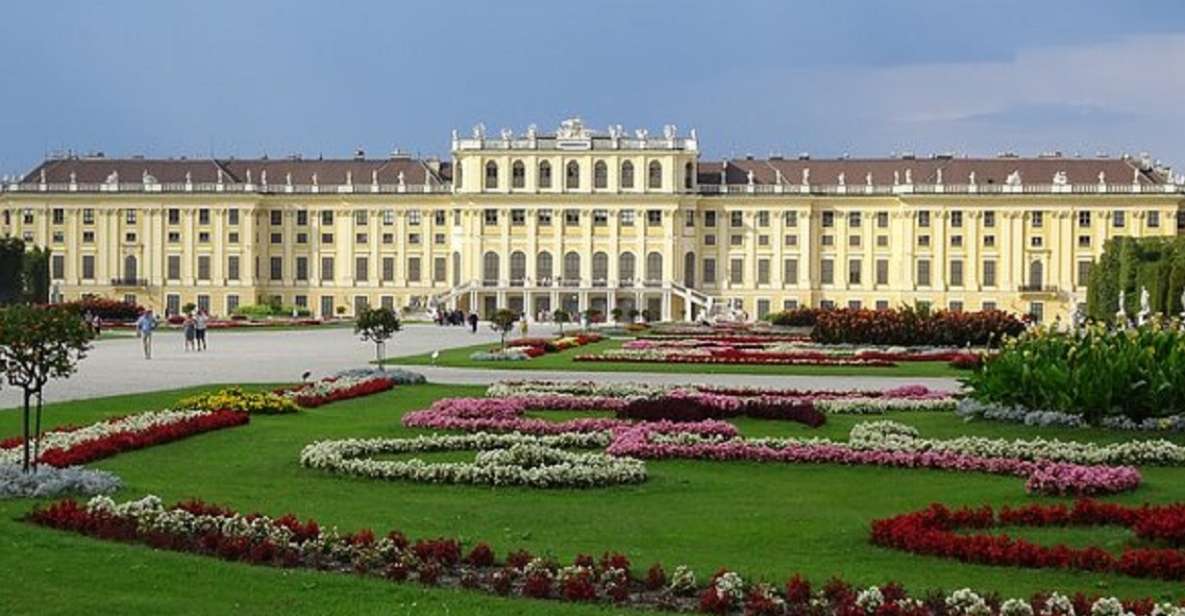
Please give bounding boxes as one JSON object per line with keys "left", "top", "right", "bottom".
{"left": 434, "top": 308, "right": 480, "bottom": 333}
{"left": 132, "top": 308, "right": 211, "bottom": 359}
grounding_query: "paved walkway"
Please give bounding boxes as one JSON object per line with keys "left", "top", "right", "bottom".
{"left": 0, "top": 324, "right": 962, "bottom": 408}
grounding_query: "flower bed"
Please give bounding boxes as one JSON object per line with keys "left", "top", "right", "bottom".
{"left": 617, "top": 390, "right": 827, "bottom": 427}
{"left": 178, "top": 387, "right": 299, "bottom": 415}
{"left": 1, "top": 463, "right": 121, "bottom": 499}
{"left": 472, "top": 333, "right": 605, "bottom": 362}
{"left": 277, "top": 373, "right": 396, "bottom": 408}
{"left": 606, "top": 425, "right": 1142, "bottom": 496}
{"left": 813, "top": 307, "right": 1025, "bottom": 348}
{"left": 0, "top": 409, "right": 249, "bottom": 468}
{"left": 300, "top": 432, "right": 646, "bottom": 488}
{"left": 402, "top": 396, "right": 738, "bottom": 438}
{"left": 574, "top": 348, "right": 897, "bottom": 367}
{"left": 871, "top": 499, "right": 1185, "bottom": 581}
{"left": 28, "top": 494, "right": 1185, "bottom": 616}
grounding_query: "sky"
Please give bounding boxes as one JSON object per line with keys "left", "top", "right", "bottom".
{"left": 2, "top": 0, "right": 1184, "bottom": 176}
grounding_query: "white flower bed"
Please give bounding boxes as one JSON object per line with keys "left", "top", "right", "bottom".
{"left": 0, "top": 409, "right": 219, "bottom": 466}
{"left": 815, "top": 397, "right": 956, "bottom": 414}
{"left": 300, "top": 432, "right": 646, "bottom": 488}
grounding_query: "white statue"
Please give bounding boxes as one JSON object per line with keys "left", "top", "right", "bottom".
{"left": 311, "top": 172, "right": 318, "bottom": 186}
{"left": 345, "top": 170, "right": 353, "bottom": 185}
{"left": 450, "top": 128, "right": 459, "bottom": 142}
{"left": 70, "top": 170, "right": 78, "bottom": 184}
{"left": 801, "top": 168, "right": 810, "bottom": 185}
{"left": 663, "top": 124, "right": 676, "bottom": 140}
{"left": 142, "top": 169, "right": 156, "bottom": 184}
{"left": 634, "top": 128, "right": 648, "bottom": 140}
{"left": 1116, "top": 289, "right": 1127, "bottom": 324}
{"left": 936, "top": 168, "right": 943, "bottom": 184}
{"left": 1133, "top": 167, "right": 1141, "bottom": 184}
{"left": 1071, "top": 296, "right": 1085, "bottom": 330}
{"left": 397, "top": 170, "right": 406, "bottom": 187}
{"left": 558, "top": 118, "right": 590, "bottom": 139}
{"left": 865, "top": 172, "right": 873, "bottom": 187}
{"left": 904, "top": 168, "right": 912, "bottom": 184}
{"left": 1098, "top": 171, "right": 1106, "bottom": 185}
{"left": 837, "top": 172, "right": 845, "bottom": 186}
{"left": 1006, "top": 170, "right": 1022, "bottom": 186}
{"left": 371, "top": 169, "right": 378, "bottom": 185}
{"left": 1138, "top": 286, "right": 1151, "bottom": 325}
{"left": 969, "top": 171, "right": 976, "bottom": 185}
{"left": 472, "top": 123, "right": 485, "bottom": 140}
{"left": 216, "top": 169, "right": 224, "bottom": 184}
{"left": 774, "top": 169, "right": 783, "bottom": 185}
{"left": 105, "top": 170, "right": 119, "bottom": 185}
{"left": 261, "top": 170, "right": 268, "bottom": 185}
{"left": 1180, "top": 287, "right": 1185, "bottom": 317}
{"left": 246, "top": 169, "right": 252, "bottom": 184}
{"left": 499, "top": 128, "right": 513, "bottom": 141}
{"left": 1053, "top": 170, "right": 1068, "bottom": 186}
{"left": 893, "top": 170, "right": 900, "bottom": 185}
{"left": 526, "top": 124, "right": 538, "bottom": 139}
{"left": 746, "top": 170, "right": 755, "bottom": 186}
{"left": 285, "top": 172, "right": 293, "bottom": 186}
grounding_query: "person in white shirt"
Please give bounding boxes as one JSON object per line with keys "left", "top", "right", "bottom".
{"left": 194, "top": 310, "right": 209, "bottom": 351}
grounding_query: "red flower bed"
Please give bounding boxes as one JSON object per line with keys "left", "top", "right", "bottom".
{"left": 813, "top": 307, "right": 1025, "bottom": 348}
{"left": 575, "top": 353, "right": 894, "bottom": 367}
{"left": 618, "top": 395, "right": 826, "bottom": 427}
{"left": 36, "top": 410, "right": 249, "bottom": 467}
{"left": 501, "top": 333, "right": 603, "bottom": 357}
{"left": 871, "top": 499, "right": 1185, "bottom": 580}
{"left": 278, "top": 377, "right": 396, "bottom": 408}
{"left": 56, "top": 297, "right": 145, "bottom": 321}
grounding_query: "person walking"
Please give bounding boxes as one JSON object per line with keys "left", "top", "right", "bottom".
{"left": 520, "top": 313, "right": 529, "bottom": 338}
{"left": 183, "top": 313, "right": 196, "bottom": 351}
{"left": 468, "top": 312, "right": 478, "bottom": 333}
{"left": 194, "top": 309, "right": 209, "bottom": 351}
{"left": 135, "top": 310, "right": 158, "bottom": 359}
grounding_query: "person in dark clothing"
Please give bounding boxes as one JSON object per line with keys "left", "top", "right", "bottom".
{"left": 468, "top": 312, "right": 479, "bottom": 333}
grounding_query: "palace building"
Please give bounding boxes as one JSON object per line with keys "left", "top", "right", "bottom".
{"left": 2, "top": 118, "right": 1183, "bottom": 322}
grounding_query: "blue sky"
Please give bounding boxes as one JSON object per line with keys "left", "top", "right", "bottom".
{"left": 2, "top": 0, "right": 1184, "bottom": 175}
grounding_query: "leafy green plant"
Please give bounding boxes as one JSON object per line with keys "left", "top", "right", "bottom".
{"left": 489, "top": 309, "right": 519, "bottom": 349}
{"left": 355, "top": 307, "right": 401, "bottom": 368}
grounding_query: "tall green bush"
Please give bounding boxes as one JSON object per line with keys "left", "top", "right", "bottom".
{"left": 0, "top": 237, "right": 25, "bottom": 305}
{"left": 1087, "top": 236, "right": 1185, "bottom": 321}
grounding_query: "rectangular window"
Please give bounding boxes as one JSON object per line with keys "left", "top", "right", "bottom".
{"left": 757, "top": 258, "right": 771, "bottom": 284}
{"left": 1078, "top": 211, "right": 1091, "bottom": 227}
{"left": 537, "top": 209, "right": 553, "bottom": 226}
{"left": 229, "top": 232, "right": 240, "bottom": 244}
{"left": 593, "top": 210, "right": 608, "bottom": 226}
{"left": 82, "top": 209, "right": 95, "bottom": 224}
{"left": 757, "top": 211, "right": 770, "bottom": 227}
{"left": 407, "top": 257, "right": 421, "bottom": 282}
{"left": 848, "top": 235, "right": 861, "bottom": 247}
{"left": 820, "top": 259, "right": 834, "bottom": 285}
{"left": 406, "top": 210, "right": 420, "bottom": 226}
{"left": 684, "top": 211, "right": 695, "bottom": 227}
{"left": 295, "top": 256, "right": 308, "bottom": 281}
{"left": 1078, "top": 235, "right": 1091, "bottom": 248}
{"left": 705, "top": 211, "right": 717, "bottom": 227}
{"left": 783, "top": 258, "right": 798, "bottom": 284}
{"left": 875, "top": 300, "right": 890, "bottom": 311}
{"left": 357, "top": 210, "right": 371, "bottom": 226}
{"left": 321, "top": 211, "right": 334, "bottom": 226}
{"left": 167, "top": 255, "right": 181, "bottom": 280}
{"left": 950, "top": 235, "right": 963, "bottom": 248}
{"left": 848, "top": 259, "right": 862, "bottom": 285}
{"left": 983, "top": 211, "right": 995, "bottom": 228}
{"left": 1077, "top": 260, "right": 1093, "bottom": 287}
{"left": 321, "top": 233, "right": 334, "bottom": 244}
{"left": 729, "top": 258, "right": 744, "bottom": 284}
{"left": 48, "top": 208, "right": 62, "bottom": 225}
{"left": 917, "top": 235, "right": 930, "bottom": 247}
{"left": 848, "top": 300, "right": 862, "bottom": 310}
{"left": 228, "top": 209, "right": 239, "bottom": 225}
{"left": 381, "top": 233, "right": 392, "bottom": 244}
{"left": 321, "top": 257, "right": 334, "bottom": 281}
{"left": 51, "top": 254, "right": 64, "bottom": 279}
{"left": 647, "top": 210, "right": 662, "bottom": 226}
{"left": 565, "top": 210, "right": 580, "bottom": 226}
{"left": 704, "top": 234, "right": 716, "bottom": 246}
{"left": 227, "top": 256, "right": 240, "bottom": 281}
{"left": 357, "top": 233, "right": 369, "bottom": 244}
{"left": 82, "top": 255, "right": 95, "bottom": 279}
{"left": 297, "top": 210, "right": 309, "bottom": 226}
{"left": 783, "top": 299, "right": 799, "bottom": 311}
{"left": 1029, "top": 302, "right": 1044, "bottom": 323}
{"left": 434, "top": 233, "right": 445, "bottom": 245}
{"left": 620, "top": 210, "right": 635, "bottom": 226}
{"left": 784, "top": 234, "right": 798, "bottom": 247}
{"left": 876, "top": 212, "right": 889, "bottom": 228}
{"left": 1149, "top": 211, "right": 1161, "bottom": 228}
{"left": 1114, "top": 211, "right": 1126, "bottom": 228}
{"left": 875, "top": 259, "right": 889, "bottom": 285}
{"left": 703, "top": 258, "right": 716, "bottom": 284}
{"left": 876, "top": 235, "right": 888, "bottom": 247}
{"left": 433, "top": 257, "right": 447, "bottom": 283}
{"left": 124, "top": 210, "right": 136, "bottom": 224}
{"left": 784, "top": 211, "right": 798, "bottom": 227}
{"left": 1031, "top": 211, "right": 1044, "bottom": 228}
{"left": 198, "top": 232, "right": 210, "bottom": 243}
{"left": 434, "top": 210, "right": 446, "bottom": 225}
{"left": 270, "top": 210, "right": 282, "bottom": 226}
{"left": 949, "top": 301, "right": 964, "bottom": 313}
{"left": 382, "top": 257, "right": 395, "bottom": 282}
{"left": 512, "top": 209, "right": 526, "bottom": 226}
{"left": 270, "top": 257, "right": 283, "bottom": 281}
{"left": 226, "top": 294, "right": 240, "bottom": 314}
{"left": 848, "top": 212, "right": 861, "bottom": 227}
{"left": 757, "top": 299, "right": 771, "bottom": 320}
{"left": 294, "top": 295, "right": 307, "bottom": 308}
{"left": 355, "top": 257, "right": 369, "bottom": 282}
{"left": 379, "top": 210, "right": 394, "bottom": 226}
{"left": 730, "top": 234, "right": 743, "bottom": 246}
{"left": 916, "top": 259, "right": 931, "bottom": 287}
{"left": 730, "top": 211, "right": 744, "bottom": 227}
{"left": 983, "top": 235, "right": 996, "bottom": 248}
{"left": 197, "top": 209, "right": 210, "bottom": 225}
{"left": 917, "top": 211, "right": 930, "bottom": 227}
{"left": 950, "top": 211, "right": 963, "bottom": 227}
{"left": 821, "top": 211, "right": 834, "bottom": 228}
{"left": 271, "top": 233, "right": 282, "bottom": 244}
{"left": 982, "top": 260, "right": 997, "bottom": 287}
{"left": 982, "top": 301, "right": 997, "bottom": 311}
{"left": 949, "top": 259, "right": 964, "bottom": 287}
{"left": 380, "top": 296, "right": 394, "bottom": 310}
{"left": 1031, "top": 236, "right": 1044, "bottom": 248}
{"left": 197, "top": 256, "right": 211, "bottom": 281}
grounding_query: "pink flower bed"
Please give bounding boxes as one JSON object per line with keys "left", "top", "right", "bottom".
{"left": 605, "top": 425, "right": 1142, "bottom": 496}
{"left": 402, "top": 396, "right": 738, "bottom": 438}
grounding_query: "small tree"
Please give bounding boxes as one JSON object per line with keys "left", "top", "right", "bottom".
{"left": 489, "top": 309, "right": 519, "bottom": 350}
{"left": 0, "top": 304, "right": 93, "bottom": 471}
{"left": 627, "top": 308, "right": 640, "bottom": 323}
{"left": 182, "top": 302, "right": 197, "bottom": 315}
{"left": 552, "top": 308, "right": 571, "bottom": 335}
{"left": 355, "top": 306, "right": 402, "bottom": 370}
{"left": 610, "top": 307, "right": 623, "bottom": 323}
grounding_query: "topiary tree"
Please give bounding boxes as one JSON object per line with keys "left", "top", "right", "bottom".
{"left": 22, "top": 245, "right": 50, "bottom": 304}
{"left": 489, "top": 309, "right": 519, "bottom": 350}
{"left": 354, "top": 306, "right": 401, "bottom": 370}
{"left": 182, "top": 302, "right": 197, "bottom": 314}
{"left": 610, "top": 307, "right": 623, "bottom": 323}
{"left": 0, "top": 304, "right": 94, "bottom": 471}
{"left": 627, "top": 308, "right": 640, "bottom": 323}
{"left": 0, "top": 237, "right": 24, "bottom": 306}
{"left": 552, "top": 308, "right": 570, "bottom": 335}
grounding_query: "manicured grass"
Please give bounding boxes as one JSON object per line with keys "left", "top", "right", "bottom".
{"left": 3, "top": 385, "right": 1185, "bottom": 615}
{"left": 385, "top": 338, "right": 966, "bottom": 377}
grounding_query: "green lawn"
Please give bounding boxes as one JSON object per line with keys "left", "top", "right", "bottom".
{"left": 3, "top": 385, "right": 1184, "bottom": 615}
{"left": 386, "top": 338, "right": 966, "bottom": 377}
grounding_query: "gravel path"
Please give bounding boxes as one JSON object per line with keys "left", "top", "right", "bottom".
{"left": 0, "top": 324, "right": 962, "bottom": 408}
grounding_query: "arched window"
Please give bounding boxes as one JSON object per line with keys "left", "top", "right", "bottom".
{"left": 594, "top": 161, "right": 608, "bottom": 189}
{"left": 538, "top": 161, "right": 552, "bottom": 189}
{"left": 621, "top": 161, "right": 635, "bottom": 189}
{"left": 536, "top": 251, "right": 553, "bottom": 286}
{"left": 123, "top": 255, "right": 138, "bottom": 282}
{"left": 484, "top": 161, "right": 498, "bottom": 190}
{"left": 511, "top": 160, "right": 525, "bottom": 189}
{"left": 510, "top": 251, "right": 526, "bottom": 286}
{"left": 452, "top": 251, "right": 461, "bottom": 286}
{"left": 482, "top": 251, "right": 500, "bottom": 286}
{"left": 684, "top": 162, "right": 695, "bottom": 190}
{"left": 683, "top": 251, "right": 696, "bottom": 287}
{"left": 648, "top": 161, "right": 663, "bottom": 189}
{"left": 1029, "top": 260, "right": 1044, "bottom": 288}
{"left": 645, "top": 251, "right": 663, "bottom": 284}
{"left": 592, "top": 252, "right": 609, "bottom": 286}
{"left": 619, "top": 252, "right": 636, "bottom": 285}
{"left": 565, "top": 161, "right": 580, "bottom": 189}
{"left": 563, "top": 251, "right": 581, "bottom": 286}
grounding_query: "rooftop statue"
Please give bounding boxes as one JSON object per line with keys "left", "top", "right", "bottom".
{"left": 1006, "top": 170, "right": 1022, "bottom": 186}
{"left": 1053, "top": 170, "right": 1068, "bottom": 185}
{"left": 558, "top": 117, "right": 590, "bottom": 139}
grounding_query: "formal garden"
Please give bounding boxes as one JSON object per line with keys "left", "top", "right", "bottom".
{"left": 6, "top": 257, "right": 1185, "bottom": 614}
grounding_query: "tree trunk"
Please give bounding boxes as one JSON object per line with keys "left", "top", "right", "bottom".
{"left": 21, "top": 390, "right": 31, "bottom": 473}
{"left": 33, "top": 390, "right": 43, "bottom": 471}
{"left": 376, "top": 341, "right": 385, "bottom": 371}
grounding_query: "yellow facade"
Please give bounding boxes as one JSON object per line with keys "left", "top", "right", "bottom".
{"left": 2, "top": 119, "right": 1182, "bottom": 322}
